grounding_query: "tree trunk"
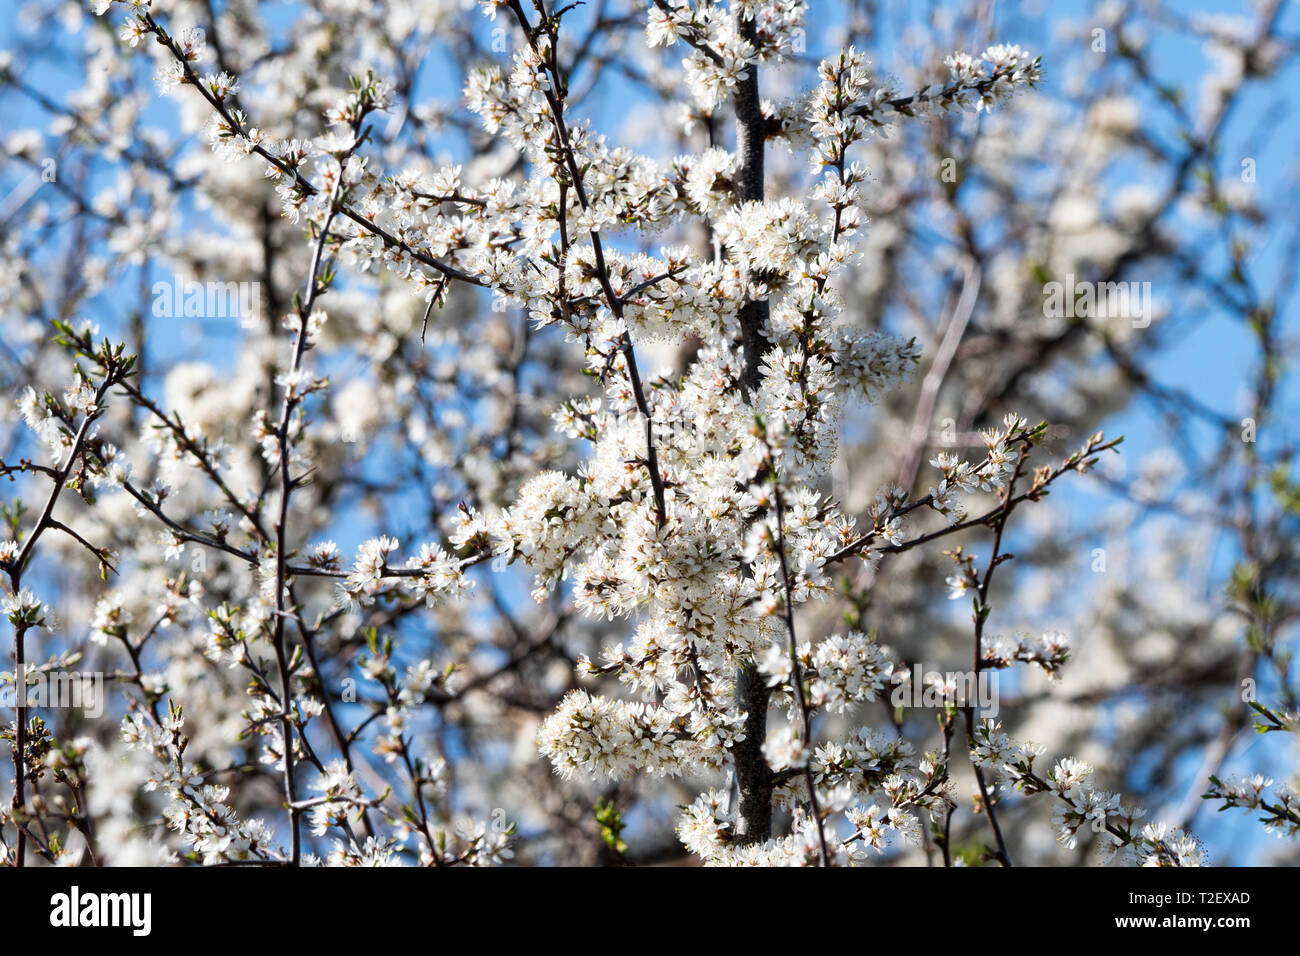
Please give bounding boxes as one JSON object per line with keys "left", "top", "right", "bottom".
{"left": 732, "top": 14, "right": 773, "bottom": 845}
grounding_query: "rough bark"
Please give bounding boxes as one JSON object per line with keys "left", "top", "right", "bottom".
{"left": 733, "top": 661, "right": 774, "bottom": 843}
{"left": 734, "top": 15, "right": 769, "bottom": 395}
{"left": 732, "top": 14, "right": 774, "bottom": 845}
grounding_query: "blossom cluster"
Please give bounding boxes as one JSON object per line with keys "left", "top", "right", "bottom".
{"left": 973, "top": 720, "right": 1205, "bottom": 866}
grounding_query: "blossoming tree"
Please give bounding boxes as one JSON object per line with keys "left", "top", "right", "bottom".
{"left": 0, "top": 0, "right": 1295, "bottom": 866}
